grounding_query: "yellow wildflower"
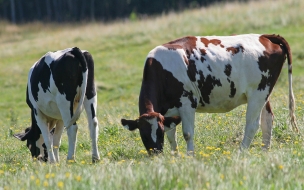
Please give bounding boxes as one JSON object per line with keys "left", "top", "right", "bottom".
{"left": 43, "top": 181, "right": 49, "bottom": 187}
{"left": 206, "top": 146, "right": 214, "bottom": 150}
{"left": 57, "top": 181, "right": 64, "bottom": 189}
{"left": 206, "top": 182, "right": 210, "bottom": 188}
{"left": 65, "top": 172, "right": 71, "bottom": 178}
{"left": 68, "top": 160, "right": 75, "bottom": 163}
{"left": 35, "top": 179, "right": 40, "bottom": 186}
{"left": 139, "top": 150, "right": 147, "bottom": 154}
{"left": 75, "top": 175, "right": 82, "bottom": 182}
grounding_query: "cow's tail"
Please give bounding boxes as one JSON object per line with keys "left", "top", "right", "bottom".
{"left": 66, "top": 47, "right": 88, "bottom": 129}
{"left": 264, "top": 34, "right": 298, "bottom": 132}
{"left": 282, "top": 36, "right": 298, "bottom": 133}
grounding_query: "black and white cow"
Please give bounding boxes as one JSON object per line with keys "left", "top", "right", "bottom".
{"left": 14, "top": 47, "right": 100, "bottom": 163}
{"left": 121, "top": 34, "right": 298, "bottom": 155}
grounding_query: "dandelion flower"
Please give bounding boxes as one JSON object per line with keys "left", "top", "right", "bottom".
{"left": 43, "top": 181, "right": 49, "bottom": 187}
{"left": 45, "top": 173, "right": 50, "bottom": 179}
{"left": 65, "top": 172, "right": 71, "bottom": 178}
{"left": 57, "top": 181, "right": 64, "bottom": 189}
{"left": 75, "top": 175, "right": 82, "bottom": 181}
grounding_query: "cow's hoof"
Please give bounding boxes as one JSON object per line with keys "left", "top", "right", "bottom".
{"left": 48, "top": 160, "right": 57, "bottom": 164}
{"left": 186, "top": 151, "right": 194, "bottom": 157}
{"left": 170, "top": 150, "right": 179, "bottom": 156}
{"left": 66, "top": 159, "right": 76, "bottom": 164}
{"left": 92, "top": 157, "right": 100, "bottom": 163}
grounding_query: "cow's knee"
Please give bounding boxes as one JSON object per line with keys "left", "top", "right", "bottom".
{"left": 183, "top": 132, "right": 191, "bottom": 142}
{"left": 92, "top": 119, "right": 98, "bottom": 128}
{"left": 67, "top": 124, "right": 78, "bottom": 133}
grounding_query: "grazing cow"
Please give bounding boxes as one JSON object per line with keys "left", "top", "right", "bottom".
{"left": 121, "top": 34, "right": 298, "bottom": 155}
{"left": 14, "top": 47, "right": 100, "bottom": 163}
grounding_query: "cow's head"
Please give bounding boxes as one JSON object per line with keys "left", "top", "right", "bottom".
{"left": 13, "top": 127, "right": 54, "bottom": 162}
{"left": 121, "top": 113, "right": 181, "bottom": 155}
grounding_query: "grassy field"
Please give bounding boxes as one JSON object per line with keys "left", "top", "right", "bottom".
{"left": 1, "top": 0, "right": 304, "bottom": 189}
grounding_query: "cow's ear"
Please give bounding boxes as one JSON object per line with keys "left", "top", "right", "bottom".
{"left": 121, "top": 119, "right": 139, "bottom": 131}
{"left": 164, "top": 116, "right": 181, "bottom": 129}
{"left": 13, "top": 132, "right": 28, "bottom": 141}
{"left": 13, "top": 127, "right": 31, "bottom": 141}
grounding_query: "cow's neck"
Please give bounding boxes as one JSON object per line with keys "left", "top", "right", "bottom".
{"left": 139, "top": 81, "right": 162, "bottom": 115}
{"left": 139, "top": 58, "right": 166, "bottom": 115}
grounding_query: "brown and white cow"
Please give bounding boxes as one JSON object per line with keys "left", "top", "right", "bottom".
{"left": 14, "top": 47, "right": 100, "bottom": 163}
{"left": 121, "top": 34, "right": 298, "bottom": 155}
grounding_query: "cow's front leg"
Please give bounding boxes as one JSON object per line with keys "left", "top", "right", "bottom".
{"left": 179, "top": 106, "right": 196, "bottom": 156}
{"left": 67, "top": 123, "right": 78, "bottom": 162}
{"left": 52, "top": 120, "right": 64, "bottom": 162}
{"left": 165, "top": 128, "right": 178, "bottom": 154}
{"left": 35, "top": 113, "right": 56, "bottom": 163}
{"left": 164, "top": 108, "right": 180, "bottom": 154}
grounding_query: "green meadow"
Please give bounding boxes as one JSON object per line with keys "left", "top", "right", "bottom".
{"left": 1, "top": 0, "right": 304, "bottom": 189}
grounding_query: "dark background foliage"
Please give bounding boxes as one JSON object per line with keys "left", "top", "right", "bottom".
{"left": 0, "top": 0, "right": 248, "bottom": 23}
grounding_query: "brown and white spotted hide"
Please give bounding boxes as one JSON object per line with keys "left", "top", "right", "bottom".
{"left": 121, "top": 34, "right": 298, "bottom": 155}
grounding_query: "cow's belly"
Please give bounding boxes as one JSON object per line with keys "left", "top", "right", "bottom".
{"left": 196, "top": 93, "right": 247, "bottom": 113}
{"left": 37, "top": 101, "right": 62, "bottom": 120}
{"left": 36, "top": 89, "right": 63, "bottom": 120}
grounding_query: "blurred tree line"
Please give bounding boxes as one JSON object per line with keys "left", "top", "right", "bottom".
{"left": 0, "top": 0, "right": 245, "bottom": 23}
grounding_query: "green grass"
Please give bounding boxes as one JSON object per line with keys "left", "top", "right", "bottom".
{"left": 1, "top": 0, "right": 304, "bottom": 189}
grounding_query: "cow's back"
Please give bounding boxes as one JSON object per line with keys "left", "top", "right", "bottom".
{"left": 27, "top": 48, "right": 84, "bottom": 119}
{"left": 145, "top": 34, "right": 279, "bottom": 113}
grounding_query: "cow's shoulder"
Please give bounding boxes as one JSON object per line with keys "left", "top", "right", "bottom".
{"left": 30, "top": 56, "right": 52, "bottom": 101}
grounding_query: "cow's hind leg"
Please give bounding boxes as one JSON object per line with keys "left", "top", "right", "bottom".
{"left": 166, "top": 128, "right": 178, "bottom": 154}
{"left": 52, "top": 120, "right": 64, "bottom": 162}
{"left": 179, "top": 102, "right": 196, "bottom": 155}
{"left": 66, "top": 123, "right": 78, "bottom": 162}
{"left": 241, "top": 94, "right": 267, "bottom": 150}
{"left": 59, "top": 102, "right": 79, "bottom": 162}
{"left": 84, "top": 97, "right": 100, "bottom": 163}
{"left": 260, "top": 101, "right": 274, "bottom": 150}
